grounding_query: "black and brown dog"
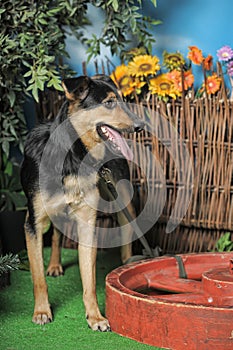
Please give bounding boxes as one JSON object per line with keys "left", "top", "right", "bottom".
{"left": 21, "top": 75, "right": 143, "bottom": 331}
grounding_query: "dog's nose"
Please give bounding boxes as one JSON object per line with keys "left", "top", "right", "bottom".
{"left": 134, "top": 120, "right": 144, "bottom": 132}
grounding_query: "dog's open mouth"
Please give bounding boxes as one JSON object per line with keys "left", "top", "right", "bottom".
{"left": 97, "top": 125, "right": 133, "bottom": 161}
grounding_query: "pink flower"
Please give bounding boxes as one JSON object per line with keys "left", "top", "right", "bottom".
{"left": 227, "top": 61, "right": 233, "bottom": 76}
{"left": 217, "top": 45, "right": 233, "bottom": 61}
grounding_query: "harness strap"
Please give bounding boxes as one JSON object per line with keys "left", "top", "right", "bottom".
{"left": 99, "top": 167, "right": 154, "bottom": 258}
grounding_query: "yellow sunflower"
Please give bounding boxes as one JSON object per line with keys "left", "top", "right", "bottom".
{"left": 149, "top": 74, "right": 181, "bottom": 99}
{"left": 128, "top": 55, "right": 160, "bottom": 77}
{"left": 131, "top": 78, "right": 146, "bottom": 94}
{"left": 163, "top": 51, "right": 186, "bottom": 71}
{"left": 110, "top": 64, "right": 135, "bottom": 96}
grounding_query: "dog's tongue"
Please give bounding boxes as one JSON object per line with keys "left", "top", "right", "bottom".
{"left": 106, "top": 126, "right": 134, "bottom": 161}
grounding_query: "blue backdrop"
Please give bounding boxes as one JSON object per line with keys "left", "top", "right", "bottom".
{"left": 148, "top": 0, "right": 233, "bottom": 58}
{"left": 64, "top": 0, "right": 233, "bottom": 76}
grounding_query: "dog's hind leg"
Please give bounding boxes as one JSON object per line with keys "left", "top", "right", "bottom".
{"left": 24, "top": 210, "right": 52, "bottom": 325}
{"left": 47, "top": 227, "right": 63, "bottom": 277}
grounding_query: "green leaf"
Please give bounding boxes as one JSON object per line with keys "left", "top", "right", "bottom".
{"left": 130, "top": 17, "right": 137, "bottom": 32}
{"left": 9, "top": 125, "right": 18, "bottom": 139}
{"left": 24, "top": 70, "right": 32, "bottom": 78}
{"left": 70, "top": 8, "right": 78, "bottom": 17}
{"left": 2, "top": 141, "right": 10, "bottom": 158}
{"left": 38, "top": 17, "right": 48, "bottom": 25}
{"left": 35, "top": 77, "right": 45, "bottom": 91}
{"left": 7, "top": 91, "right": 16, "bottom": 108}
{"left": 19, "top": 142, "right": 24, "bottom": 155}
{"left": 47, "top": 8, "right": 62, "bottom": 16}
{"left": 150, "top": 19, "right": 162, "bottom": 25}
{"left": 37, "top": 66, "right": 48, "bottom": 76}
{"left": 43, "top": 55, "right": 55, "bottom": 63}
{"left": 4, "top": 160, "right": 13, "bottom": 176}
{"left": 111, "top": 0, "right": 119, "bottom": 12}
{"left": 47, "top": 77, "right": 63, "bottom": 91}
{"left": 150, "top": 0, "right": 157, "bottom": 7}
{"left": 31, "top": 84, "right": 39, "bottom": 102}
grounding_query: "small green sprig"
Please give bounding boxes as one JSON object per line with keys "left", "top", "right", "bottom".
{"left": 215, "top": 232, "right": 233, "bottom": 252}
{"left": 0, "top": 253, "right": 20, "bottom": 276}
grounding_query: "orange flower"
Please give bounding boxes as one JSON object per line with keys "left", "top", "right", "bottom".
{"left": 205, "top": 74, "right": 221, "bottom": 94}
{"left": 203, "top": 55, "right": 213, "bottom": 70}
{"left": 188, "top": 46, "right": 203, "bottom": 65}
{"left": 183, "top": 70, "right": 194, "bottom": 90}
{"left": 167, "top": 69, "right": 194, "bottom": 91}
{"left": 167, "top": 70, "right": 182, "bottom": 91}
{"left": 167, "top": 69, "right": 180, "bottom": 82}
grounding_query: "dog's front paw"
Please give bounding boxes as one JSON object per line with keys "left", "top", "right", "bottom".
{"left": 33, "top": 310, "right": 52, "bottom": 325}
{"left": 46, "top": 264, "right": 64, "bottom": 277}
{"left": 87, "top": 316, "right": 111, "bottom": 332}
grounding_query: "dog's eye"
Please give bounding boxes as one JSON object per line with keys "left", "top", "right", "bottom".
{"left": 104, "top": 99, "right": 116, "bottom": 109}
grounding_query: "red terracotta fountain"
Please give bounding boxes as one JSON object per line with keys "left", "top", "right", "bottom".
{"left": 106, "top": 252, "right": 233, "bottom": 350}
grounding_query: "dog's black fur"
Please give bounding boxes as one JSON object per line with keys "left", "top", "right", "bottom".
{"left": 21, "top": 75, "right": 143, "bottom": 331}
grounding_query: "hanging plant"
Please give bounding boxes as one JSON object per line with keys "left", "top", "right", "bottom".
{"left": 0, "top": 0, "right": 160, "bottom": 163}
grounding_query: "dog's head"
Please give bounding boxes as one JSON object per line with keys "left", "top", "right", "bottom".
{"left": 62, "top": 75, "right": 144, "bottom": 161}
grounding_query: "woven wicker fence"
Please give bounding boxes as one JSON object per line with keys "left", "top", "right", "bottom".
{"left": 128, "top": 94, "right": 233, "bottom": 253}
{"left": 35, "top": 64, "right": 233, "bottom": 254}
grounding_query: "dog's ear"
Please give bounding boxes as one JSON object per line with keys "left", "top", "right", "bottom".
{"left": 92, "top": 74, "right": 118, "bottom": 89}
{"left": 92, "top": 74, "right": 122, "bottom": 97}
{"left": 62, "top": 76, "right": 90, "bottom": 102}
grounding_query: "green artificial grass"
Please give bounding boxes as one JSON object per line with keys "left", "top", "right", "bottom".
{"left": 0, "top": 248, "right": 163, "bottom": 350}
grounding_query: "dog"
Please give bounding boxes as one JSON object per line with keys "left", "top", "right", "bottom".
{"left": 21, "top": 74, "right": 143, "bottom": 331}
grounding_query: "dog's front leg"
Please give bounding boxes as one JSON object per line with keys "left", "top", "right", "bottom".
{"left": 77, "top": 205, "right": 110, "bottom": 331}
{"left": 25, "top": 213, "right": 52, "bottom": 324}
{"left": 79, "top": 244, "right": 110, "bottom": 331}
